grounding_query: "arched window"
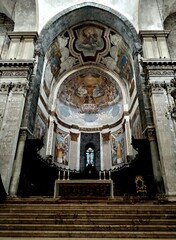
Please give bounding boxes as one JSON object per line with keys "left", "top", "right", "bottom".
{"left": 86, "top": 146, "right": 94, "bottom": 167}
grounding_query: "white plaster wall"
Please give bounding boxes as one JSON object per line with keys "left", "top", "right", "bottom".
{"left": 1, "top": 0, "right": 176, "bottom": 34}
{"left": 139, "top": 0, "right": 163, "bottom": 30}
{"left": 38, "top": 0, "right": 139, "bottom": 33}
{"left": 0, "top": 0, "right": 17, "bottom": 20}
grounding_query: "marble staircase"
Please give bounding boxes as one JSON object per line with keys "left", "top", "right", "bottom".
{"left": 0, "top": 197, "right": 176, "bottom": 239}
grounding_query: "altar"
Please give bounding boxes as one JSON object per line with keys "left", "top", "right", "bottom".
{"left": 54, "top": 179, "right": 114, "bottom": 198}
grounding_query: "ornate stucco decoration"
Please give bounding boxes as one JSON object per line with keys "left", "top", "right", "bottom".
{"left": 43, "top": 22, "right": 135, "bottom": 96}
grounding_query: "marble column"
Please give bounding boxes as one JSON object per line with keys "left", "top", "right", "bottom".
{"left": 146, "top": 127, "right": 164, "bottom": 193}
{"left": 149, "top": 83, "right": 176, "bottom": 199}
{"left": 102, "top": 132, "right": 111, "bottom": 170}
{"left": 9, "top": 130, "right": 27, "bottom": 196}
{"left": 69, "top": 132, "right": 79, "bottom": 170}
{"left": 46, "top": 118, "right": 55, "bottom": 156}
{"left": 0, "top": 80, "right": 29, "bottom": 193}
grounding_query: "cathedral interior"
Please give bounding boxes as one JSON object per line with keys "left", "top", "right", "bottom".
{"left": 0, "top": 0, "right": 176, "bottom": 201}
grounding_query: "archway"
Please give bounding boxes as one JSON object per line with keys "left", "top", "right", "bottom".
{"left": 18, "top": 4, "right": 155, "bottom": 197}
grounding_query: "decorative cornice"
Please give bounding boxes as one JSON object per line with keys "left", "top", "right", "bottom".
{"left": 0, "top": 60, "right": 34, "bottom": 67}
{"left": 7, "top": 31, "right": 38, "bottom": 42}
{"left": 148, "top": 82, "right": 164, "bottom": 94}
{"left": 0, "top": 60, "right": 35, "bottom": 78}
{"left": 141, "top": 58, "right": 176, "bottom": 67}
{"left": 147, "top": 80, "right": 176, "bottom": 93}
{"left": 141, "top": 59, "right": 176, "bottom": 77}
{"left": 139, "top": 30, "right": 170, "bottom": 39}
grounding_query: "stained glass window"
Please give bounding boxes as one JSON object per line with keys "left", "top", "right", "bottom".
{"left": 86, "top": 147, "right": 94, "bottom": 166}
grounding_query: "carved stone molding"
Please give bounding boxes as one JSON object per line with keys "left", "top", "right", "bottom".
{"left": 0, "top": 71, "right": 29, "bottom": 77}
{"left": 148, "top": 69, "right": 174, "bottom": 76}
{"left": 7, "top": 31, "right": 38, "bottom": 41}
{"left": 141, "top": 59, "right": 176, "bottom": 78}
{"left": 171, "top": 78, "right": 176, "bottom": 88}
{"left": 139, "top": 30, "right": 170, "bottom": 39}
{"left": 0, "top": 60, "right": 34, "bottom": 67}
{"left": 0, "top": 60, "right": 34, "bottom": 79}
{"left": 148, "top": 82, "right": 164, "bottom": 95}
{"left": 0, "top": 81, "right": 29, "bottom": 93}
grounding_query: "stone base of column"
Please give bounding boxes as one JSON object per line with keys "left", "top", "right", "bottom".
{"left": 167, "top": 194, "right": 176, "bottom": 202}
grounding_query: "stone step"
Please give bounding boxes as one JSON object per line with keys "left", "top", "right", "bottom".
{"left": 1, "top": 203, "right": 176, "bottom": 210}
{"left": 0, "top": 212, "right": 176, "bottom": 220}
{"left": 0, "top": 209, "right": 175, "bottom": 216}
{"left": 0, "top": 218, "right": 176, "bottom": 225}
{"left": 1, "top": 223, "right": 176, "bottom": 232}
{"left": 0, "top": 198, "right": 176, "bottom": 239}
{"left": 1, "top": 203, "right": 176, "bottom": 208}
{"left": 0, "top": 230, "right": 176, "bottom": 238}
{"left": 2, "top": 196, "right": 169, "bottom": 204}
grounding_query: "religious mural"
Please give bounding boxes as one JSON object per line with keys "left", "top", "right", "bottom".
{"left": 101, "top": 32, "right": 134, "bottom": 94}
{"left": 42, "top": 23, "right": 135, "bottom": 99}
{"left": 34, "top": 109, "right": 47, "bottom": 140}
{"left": 43, "top": 41, "right": 61, "bottom": 95}
{"left": 111, "top": 130, "right": 125, "bottom": 166}
{"left": 54, "top": 130, "right": 69, "bottom": 166}
{"left": 56, "top": 70, "right": 123, "bottom": 127}
{"left": 131, "top": 107, "right": 143, "bottom": 139}
{"left": 117, "top": 49, "right": 133, "bottom": 84}
{"left": 33, "top": 108, "right": 48, "bottom": 157}
{"left": 75, "top": 25, "right": 104, "bottom": 56}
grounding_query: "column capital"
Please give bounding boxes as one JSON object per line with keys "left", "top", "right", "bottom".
{"left": 7, "top": 31, "right": 38, "bottom": 42}
{"left": 139, "top": 30, "right": 170, "bottom": 39}
{"left": 101, "top": 132, "right": 110, "bottom": 141}
{"left": 70, "top": 132, "right": 79, "bottom": 142}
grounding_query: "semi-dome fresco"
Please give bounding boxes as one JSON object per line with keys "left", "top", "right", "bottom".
{"left": 56, "top": 69, "right": 123, "bottom": 127}
{"left": 42, "top": 22, "right": 135, "bottom": 99}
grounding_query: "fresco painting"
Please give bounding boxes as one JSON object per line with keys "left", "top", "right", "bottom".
{"left": 56, "top": 72, "right": 123, "bottom": 127}
{"left": 111, "top": 131, "right": 125, "bottom": 166}
{"left": 131, "top": 108, "right": 143, "bottom": 139}
{"left": 75, "top": 25, "right": 104, "bottom": 56}
{"left": 55, "top": 131, "right": 69, "bottom": 166}
{"left": 43, "top": 40, "right": 61, "bottom": 94}
{"left": 34, "top": 110, "right": 47, "bottom": 140}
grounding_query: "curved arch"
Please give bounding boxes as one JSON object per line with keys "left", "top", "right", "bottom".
{"left": 46, "top": 65, "right": 129, "bottom": 129}
{"left": 33, "top": 4, "right": 142, "bottom": 134}
{"left": 38, "top": 3, "right": 141, "bottom": 54}
{"left": 50, "top": 65, "right": 129, "bottom": 113}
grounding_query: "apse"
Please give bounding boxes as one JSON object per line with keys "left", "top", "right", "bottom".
{"left": 56, "top": 69, "right": 123, "bottom": 128}
{"left": 34, "top": 21, "right": 142, "bottom": 171}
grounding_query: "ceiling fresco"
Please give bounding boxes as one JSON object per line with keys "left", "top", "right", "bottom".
{"left": 56, "top": 69, "right": 123, "bottom": 127}
{"left": 43, "top": 22, "right": 134, "bottom": 96}
{"left": 41, "top": 22, "right": 135, "bottom": 128}
{"left": 74, "top": 24, "right": 105, "bottom": 57}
